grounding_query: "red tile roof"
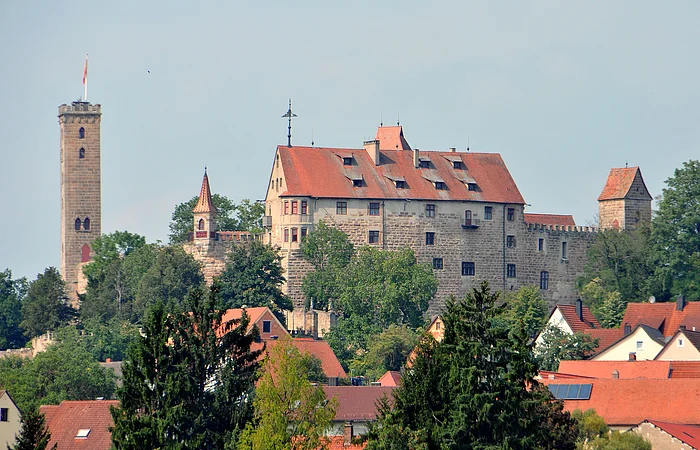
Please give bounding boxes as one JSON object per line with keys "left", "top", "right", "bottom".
{"left": 377, "top": 370, "right": 401, "bottom": 387}
{"left": 669, "top": 362, "right": 700, "bottom": 379}
{"left": 621, "top": 301, "right": 700, "bottom": 337}
{"left": 220, "top": 307, "right": 288, "bottom": 338}
{"left": 523, "top": 213, "right": 576, "bottom": 226}
{"left": 192, "top": 170, "right": 217, "bottom": 213}
{"left": 266, "top": 338, "right": 347, "bottom": 379}
{"left": 278, "top": 140, "right": 525, "bottom": 204}
{"left": 583, "top": 328, "right": 626, "bottom": 354}
{"left": 557, "top": 360, "right": 672, "bottom": 379}
{"left": 541, "top": 378, "right": 700, "bottom": 426}
{"left": 375, "top": 126, "right": 411, "bottom": 150}
{"left": 557, "top": 304, "right": 600, "bottom": 332}
{"left": 644, "top": 420, "right": 700, "bottom": 448}
{"left": 323, "top": 386, "right": 394, "bottom": 421}
{"left": 598, "top": 167, "right": 646, "bottom": 201}
{"left": 326, "top": 435, "right": 367, "bottom": 449}
{"left": 40, "top": 400, "right": 118, "bottom": 450}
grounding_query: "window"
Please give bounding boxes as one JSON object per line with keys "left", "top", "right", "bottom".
{"left": 353, "top": 179, "right": 363, "bottom": 187}
{"left": 83, "top": 217, "right": 90, "bottom": 231}
{"left": 432, "top": 258, "right": 443, "bottom": 270}
{"left": 507, "top": 208, "right": 514, "bottom": 221}
{"left": 276, "top": 154, "right": 279, "bottom": 168}
{"left": 343, "top": 157, "right": 352, "bottom": 166}
{"left": 419, "top": 160, "right": 430, "bottom": 168}
{"left": 284, "top": 201, "right": 289, "bottom": 215}
{"left": 562, "top": 241, "right": 568, "bottom": 259}
{"left": 283, "top": 228, "right": 289, "bottom": 242}
{"left": 506, "top": 235, "right": 516, "bottom": 248}
{"left": 75, "top": 218, "right": 81, "bottom": 230}
{"left": 484, "top": 206, "right": 493, "bottom": 220}
{"left": 0, "top": 408, "right": 7, "bottom": 422}
{"left": 369, "top": 230, "right": 380, "bottom": 244}
{"left": 291, "top": 201, "right": 298, "bottom": 214}
{"left": 262, "top": 320, "right": 271, "bottom": 333}
{"left": 507, "top": 264, "right": 516, "bottom": 278}
{"left": 79, "top": 148, "right": 85, "bottom": 159}
{"left": 678, "top": 338, "right": 685, "bottom": 348}
{"left": 453, "top": 161, "right": 463, "bottom": 169}
{"left": 336, "top": 202, "right": 347, "bottom": 215}
{"left": 426, "top": 204, "right": 436, "bottom": 217}
{"left": 538, "top": 238, "right": 544, "bottom": 252}
{"left": 465, "top": 210, "right": 472, "bottom": 226}
{"left": 301, "top": 201, "right": 308, "bottom": 214}
{"left": 467, "top": 183, "right": 477, "bottom": 191}
{"left": 462, "top": 261, "right": 475, "bottom": 276}
{"left": 76, "top": 429, "right": 90, "bottom": 438}
{"left": 291, "top": 228, "right": 298, "bottom": 242}
{"left": 301, "top": 227, "right": 307, "bottom": 239}
{"left": 395, "top": 180, "right": 406, "bottom": 189}
{"left": 435, "top": 321, "right": 441, "bottom": 330}
{"left": 369, "top": 202, "right": 380, "bottom": 216}
{"left": 540, "top": 271, "right": 549, "bottom": 290}
{"left": 425, "top": 232, "right": 435, "bottom": 245}
{"left": 434, "top": 181, "right": 445, "bottom": 190}
{"left": 636, "top": 341, "right": 643, "bottom": 350}
{"left": 198, "top": 219, "right": 205, "bottom": 230}
{"left": 79, "top": 127, "right": 85, "bottom": 139}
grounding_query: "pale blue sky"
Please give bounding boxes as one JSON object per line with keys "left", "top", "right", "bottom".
{"left": 1, "top": 1, "right": 699, "bottom": 280}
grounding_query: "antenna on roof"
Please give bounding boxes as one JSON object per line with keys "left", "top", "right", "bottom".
{"left": 625, "top": 161, "right": 629, "bottom": 168}
{"left": 397, "top": 110, "right": 400, "bottom": 127}
{"left": 311, "top": 127, "right": 314, "bottom": 147}
{"left": 281, "top": 99, "right": 297, "bottom": 147}
{"left": 467, "top": 133, "right": 470, "bottom": 152}
{"left": 380, "top": 110, "right": 383, "bottom": 127}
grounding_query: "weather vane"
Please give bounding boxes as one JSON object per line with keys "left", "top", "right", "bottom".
{"left": 281, "top": 99, "right": 297, "bottom": 147}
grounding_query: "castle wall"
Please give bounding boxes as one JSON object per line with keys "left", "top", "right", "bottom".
{"left": 183, "top": 240, "right": 230, "bottom": 284}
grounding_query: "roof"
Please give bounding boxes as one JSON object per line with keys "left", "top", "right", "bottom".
{"left": 266, "top": 338, "right": 347, "bottom": 379}
{"left": 375, "top": 126, "right": 411, "bottom": 150}
{"left": 670, "top": 362, "right": 700, "bottom": 379}
{"left": 523, "top": 213, "right": 576, "bottom": 226}
{"left": 584, "top": 328, "right": 626, "bottom": 354}
{"left": 220, "top": 307, "right": 278, "bottom": 335}
{"left": 598, "top": 167, "right": 651, "bottom": 201}
{"left": 556, "top": 304, "right": 600, "bottom": 332}
{"left": 621, "top": 301, "right": 700, "bottom": 337}
{"left": 326, "top": 436, "right": 367, "bottom": 449}
{"left": 323, "top": 386, "right": 394, "bottom": 421}
{"left": 643, "top": 420, "right": 700, "bottom": 448}
{"left": 557, "top": 360, "right": 673, "bottom": 379}
{"left": 276, "top": 137, "right": 525, "bottom": 204}
{"left": 40, "top": 400, "right": 119, "bottom": 450}
{"left": 377, "top": 370, "right": 402, "bottom": 387}
{"left": 541, "top": 378, "right": 700, "bottom": 426}
{"left": 192, "top": 170, "right": 217, "bottom": 213}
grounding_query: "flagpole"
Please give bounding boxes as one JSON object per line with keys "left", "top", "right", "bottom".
{"left": 83, "top": 54, "right": 89, "bottom": 101}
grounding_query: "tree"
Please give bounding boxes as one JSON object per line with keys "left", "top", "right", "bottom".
{"left": 350, "top": 325, "right": 418, "bottom": 380}
{"left": 580, "top": 279, "right": 625, "bottom": 328}
{"left": 20, "top": 268, "right": 74, "bottom": 339}
{"left": 585, "top": 432, "right": 651, "bottom": 450}
{"left": 237, "top": 199, "right": 266, "bottom": 234}
{"left": 571, "top": 409, "right": 609, "bottom": 444}
{"left": 648, "top": 160, "right": 700, "bottom": 301}
{"left": 0, "top": 269, "right": 27, "bottom": 349}
{"left": 215, "top": 241, "right": 292, "bottom": 324}
{"left": 54, "top": 318, "right": 140, "bottom": 362}
{"left": 365, "top": 283, "right": 578, "bottom": 450}
{"left": 502, "top": 285, "right": 548, "bottom": 338}
{"left": 169, "top": 194, "right": 239, "bottom": 244}
{"left": 535, "top": 326, "right": 599, "bottom": 371}
{"left": 238, "top": 336, "right": 337, "bottom": 450}
{"left": 111, "top": 286, "right": 262, "bottom": 449}
{"left": 82, "top": 231, "right": 147, "bottom": 282}
{"left": 8, "top": 409, "right": 56, "bottom": 450}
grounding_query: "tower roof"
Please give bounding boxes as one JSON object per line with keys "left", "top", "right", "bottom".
{"left": 193, "top": 170, "right": 217, "bottom": 214}
{"left": 375, "top": 126, "right": 412, "bottom": 150}
{"left": 598, "top": 167, "right": 651, "bottom": 201}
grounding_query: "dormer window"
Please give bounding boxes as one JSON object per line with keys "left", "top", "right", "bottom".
{"left": 352, "top": 179, "right": 363, "bottom": 187}
{"left": 395, "top": 180, "right": 406, "bottom": 189}
{"left": 467, "top": 183, "right": 477, "bottom": 191}
{"left": 434, "top": 181, "right": 445, "bottom": 190}
{"left": 419, "top": 159, "right": 430, "bottom": 169}
{"left": 343, "top": 157, "right": 353, "bottom": 166}
{"left": 453, "top": 161, "right": 463, "bottom": 169}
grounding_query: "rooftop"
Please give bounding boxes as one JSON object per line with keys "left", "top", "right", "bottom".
{"left": 598, "top": 166, "right": 651, "bottom": 201}
{"left": 323, "top": 386, "right": 394, "bottom": 421}
{"left": 523, "top": 213, "right": 576, "bottom": 226}
{"left": 40, "top": 400, "right": 119, "bottom": 450}
{"left": 621, "top": 300, "right": 700, "bottom": 337}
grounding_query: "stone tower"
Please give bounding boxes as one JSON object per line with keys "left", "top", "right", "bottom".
{"left": 59, "top": 101, "right": 102, "bottom": 306}
{"left": 598, "top": 166, "right": 652, "bottom": 230}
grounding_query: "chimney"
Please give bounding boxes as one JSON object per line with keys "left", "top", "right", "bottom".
{"left": 413, "top": 148, "right": 420, "bottom": 168}
{"left": 676, "top": 295, "right": 686, "bottom": 311}
{"left": 628, "top": 352, "right": 636, "bottom": 362}
{"left": 612, "top": 369, "right": 619, "bottom": 379}
{"left": 344, "top": 422, "right": 354, "bottom": 445}
{"left": 624, "top": 323, "right": 631, "bottom": 335}
{"left": 364, "top": 140, "right": 380, "bottom": 166}
{"left": 449, "top": 147, "right": 456, "bottom": 153}
{"left": 575, "top": 299, "right": 583, "bottom": 322}
{"left": 105, "top": 357, "right": 112, "bottom": 363}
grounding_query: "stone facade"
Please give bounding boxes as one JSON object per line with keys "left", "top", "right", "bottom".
{"left": 598, "top": 168, "right": 652, "bottom": 230}
{"left": 633, "top": 422, "right": 695, "bottom": 450}
{"left": 59, "top": 101, "right": 101, "bottom": 307}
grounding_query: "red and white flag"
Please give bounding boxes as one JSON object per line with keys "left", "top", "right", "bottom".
{"left": 82, "top": 55, "right": 88, "bottom": 85}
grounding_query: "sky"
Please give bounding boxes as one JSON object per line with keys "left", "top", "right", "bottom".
{"left": 1, "top": 1, "right": 699, "bottom": 281}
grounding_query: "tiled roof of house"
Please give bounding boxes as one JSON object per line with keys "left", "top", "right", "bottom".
{"left": 584, "top": 328, "right": 626, "bottom": 354}
{"left": 669, "top": 362, "right": 700, "bottom": 379}
{"left": 557, "top": 360, "right": 672, "bottom": 379}
{"left": 598, "top": 167, "right": 647, "bottom": 201}
{"left": 644, "top": 420, "right": 700, "bottom": 448}
{"left": 523, "top": 213, "right": 576, "bottom": 226}
{"left": 220, "top": 307, "right": 281, "bottom": 335}
{"left": 323, "top": 386, "right": 394, "bottom": 421}
{"left": 40, "top": 400, "right": 119, "bottom": 450}
{"left": 326, "top": 435, "right": 367, "bottom": 449}
{"left": 541, "top": 378, "right": 700, "bottom": 426}
{"left": 277, "top": 141, "right": 525, "bottom": 204}
{"left": 375, "top": 126, "right": 411, "bottom": 150}
{"left": 538, "top": 370, "right": 594, "bottom": 381}
{"left": 266, "top": 338, "right": 347, "bottom": 379}
{"left": 557, "top": 304, "right": 600, "bottom": 332}
{"left": 192, "top": 170, "right": 217, "bottom": 213}
{"left": 377, "top": 370, "right": 402, "bottom": 387}
{"left": 621, "top": 301, "right": 700, "bottom": 337}
{"left": 680, "top": 329, "right": 700, "bottom": 352}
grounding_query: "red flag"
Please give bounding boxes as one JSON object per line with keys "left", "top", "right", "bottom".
{"left": 82, "top": 55, "right": 88, "bottom": 85}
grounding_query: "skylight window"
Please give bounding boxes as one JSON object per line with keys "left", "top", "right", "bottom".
{"left": 76, "top": 429, "right": 91, "bottom": 438}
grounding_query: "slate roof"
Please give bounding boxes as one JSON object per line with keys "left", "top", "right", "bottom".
{"left": 377, "top": 370, "right": 402, "bottom": 387}
{"left": 40, "top": 400, "right": 119, "bottom": 450}
{"left": 621, "top": 301, "right": 700, "bottom": 337}
{"left": 277, "top": 139, "right": 525, "bottom": 204}
{"left": 643, "top": 420, "right": 700, "bottom": 448}
{"left": 323, "top": 386, "right": 394, "bottom": 421}
{"left": 557, "top": 360, "right": 673, "bottom": 379}
{"left": 192, "top": 170, "right": 217, "bottom": 213}
{"left": 556, "top": 304, "right": 600, "bottom": 332}
{"left": 375, "top": 126, "right": 411, "bottom": 150}
{"left": 598, "top": 166, "right": 650, "bottom": 201}
{"left": 523, "top": 213, "right": 576, "bottom": 226}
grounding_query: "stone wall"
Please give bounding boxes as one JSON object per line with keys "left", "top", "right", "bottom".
{"left": 633, "top": 422, "right": 694, "bottom": 450}
{"left": 183, "top": 239, "right": 231, "bottom": 284}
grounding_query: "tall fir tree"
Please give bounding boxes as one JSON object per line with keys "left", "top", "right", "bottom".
{"left": 8, "top": 410, "right": 56, "bottom": 450}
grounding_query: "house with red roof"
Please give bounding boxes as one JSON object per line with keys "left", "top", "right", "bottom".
{"left": 536, "top": 300, "right": 603, "bottom": 348}
{"left": 220, "top": 306, "right": 289, "bottom": 341}
{"left": 377, "top": 370, "right": 401, "bottom": 387}
{"left": 633, "top": 420, "right": 700, "bottom": 449}
{"left": 0, "top": 391, "right": 21, "bottom": 450}
{"left": 591, "top": 324, "right": 667, "bottom": 361}
{"left": 40, "top": 400, "right": 119, "bottom": 450}
{"left": 621, "top": 296, "right": 700, "bottom": 338}
{"left": 554, "top": 360, "right": 700, "bottom": 380}
{"left": 656, "top": 329, "right": 700, "bottom": 361}
{"left": 323, "top": 386, "right": 394, "bottom": 438}
{"left": 261, "top": 337, "right": 348, "bottom": 384}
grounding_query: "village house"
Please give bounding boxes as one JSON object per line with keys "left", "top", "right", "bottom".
{"left": 0, "top": 391, "right": 21, "bottom": 450}
{"left": 40, "top": 399, "right": 119, "bottom": 450}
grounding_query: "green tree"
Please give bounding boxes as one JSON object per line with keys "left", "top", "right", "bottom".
{"left": 215, "top": 241, "right": 292, "bottom": 324}
{"left": 300, "top": 353, "right": 327, "bottom": 384}
{"left": 111, "top": 286, "right": 262, "bottom": 449}
{"left": 571, "top": 409, "right": 609, "bottom": 443}
{"left": 365, "top": 283, "right": 578, "bottom": 450}
{"left": 503, "top": 285, "right": 549, "bottom": 338}
{"left": 169, "top": 194, "right": 240, "bottom": 244}
{"left": 580, "top": 279, "right": 626, "bottom": 328}
{"left": 535, "top": 326, "right": 599, "bottom": 371}
{"left": 238, "top": 336, "right": 337, "bottom": 450}
{"left": 8, "top": 409, "right": 56, "bottom": 450}
{"left": 237, "top": 199, "right": 266, "bottom": 234}
{"left": 350, "top": 325, "right": 418, "bottom": 380}
{"left": 20, "top": 268, "right": 74, "bottom": 339}
{"left": 54, "top": 318, "right": 140, "bottom": 362}
{"left": 0, "top": 269, "right": 27, "bottom": 349}
{"left": 585, "top": 432, "right": 651, "bottom": 450}
{"left": 648, "top": 160, "right": 700, "bottom": 301}
{"left": 82, "top": 231, "right": 147, "bottom": 282}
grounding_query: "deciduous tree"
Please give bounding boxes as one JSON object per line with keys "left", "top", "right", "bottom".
{"left": 168, "top": 194, "right": 240, "bottom": 244}
{"left": 580, "top": 279, "right": 625, "bottom": 328}
{"left": 20, "top": 268, "right": 74, "bottom": 339}
{"left": 0, "top": 269, "right": 27, "bottom": 349}
{"left": 535, "top": 326, "right": 599, "bottom": 371}
{"left": 350, "top": 325, "right": 418, "bottom": 380}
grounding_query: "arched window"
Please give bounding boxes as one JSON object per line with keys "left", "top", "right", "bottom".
{"left": 79, "top": 127, "right": 85, "bottom": 139}
{"left": 79, "top": 148, "right": 85, "bottom": 159}
{"left": 198, "top": 219, "right": 205, "bottom": 230}
{"left": 465, "top": 210, "right": 472, "bottom": 226}
{"left": 83, "top": 217, "right": 90, "bottom": 230}
{"left": 75, "top": 218, "right": 82, "bottom": 230}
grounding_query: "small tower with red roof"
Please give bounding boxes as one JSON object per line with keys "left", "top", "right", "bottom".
{"left": 193, "top": 168, "right": 218, "bottom": 240}
{"left": 598, "top": 167, "right": 652, "bottom": 230}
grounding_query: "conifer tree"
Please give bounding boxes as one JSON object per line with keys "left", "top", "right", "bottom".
{"left": 8, "top": 410, "right": 56, "bottom": 450}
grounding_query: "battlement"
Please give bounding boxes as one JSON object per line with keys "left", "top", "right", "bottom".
{"left": 527, "top": 223, "right": 598, "bottom": 233}
{"left": 58, "top": 101, "right": 102, "bottom": 115}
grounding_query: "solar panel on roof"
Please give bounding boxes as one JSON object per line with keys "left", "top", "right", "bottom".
{"left": 566, "top": 384, "right": 581, "bottom": 399}
{"left": 578, "top": 384, "right": 592, "bottom": 400}
{"left": 547, "top": 384, "right": 592, "bottom": 400}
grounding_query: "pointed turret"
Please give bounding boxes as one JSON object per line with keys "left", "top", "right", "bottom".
{"left": 193, "top": 169, "right": 218, "bottom": 214}
{"left": 193, "top": 169, "right": 217, "bottom": 240}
